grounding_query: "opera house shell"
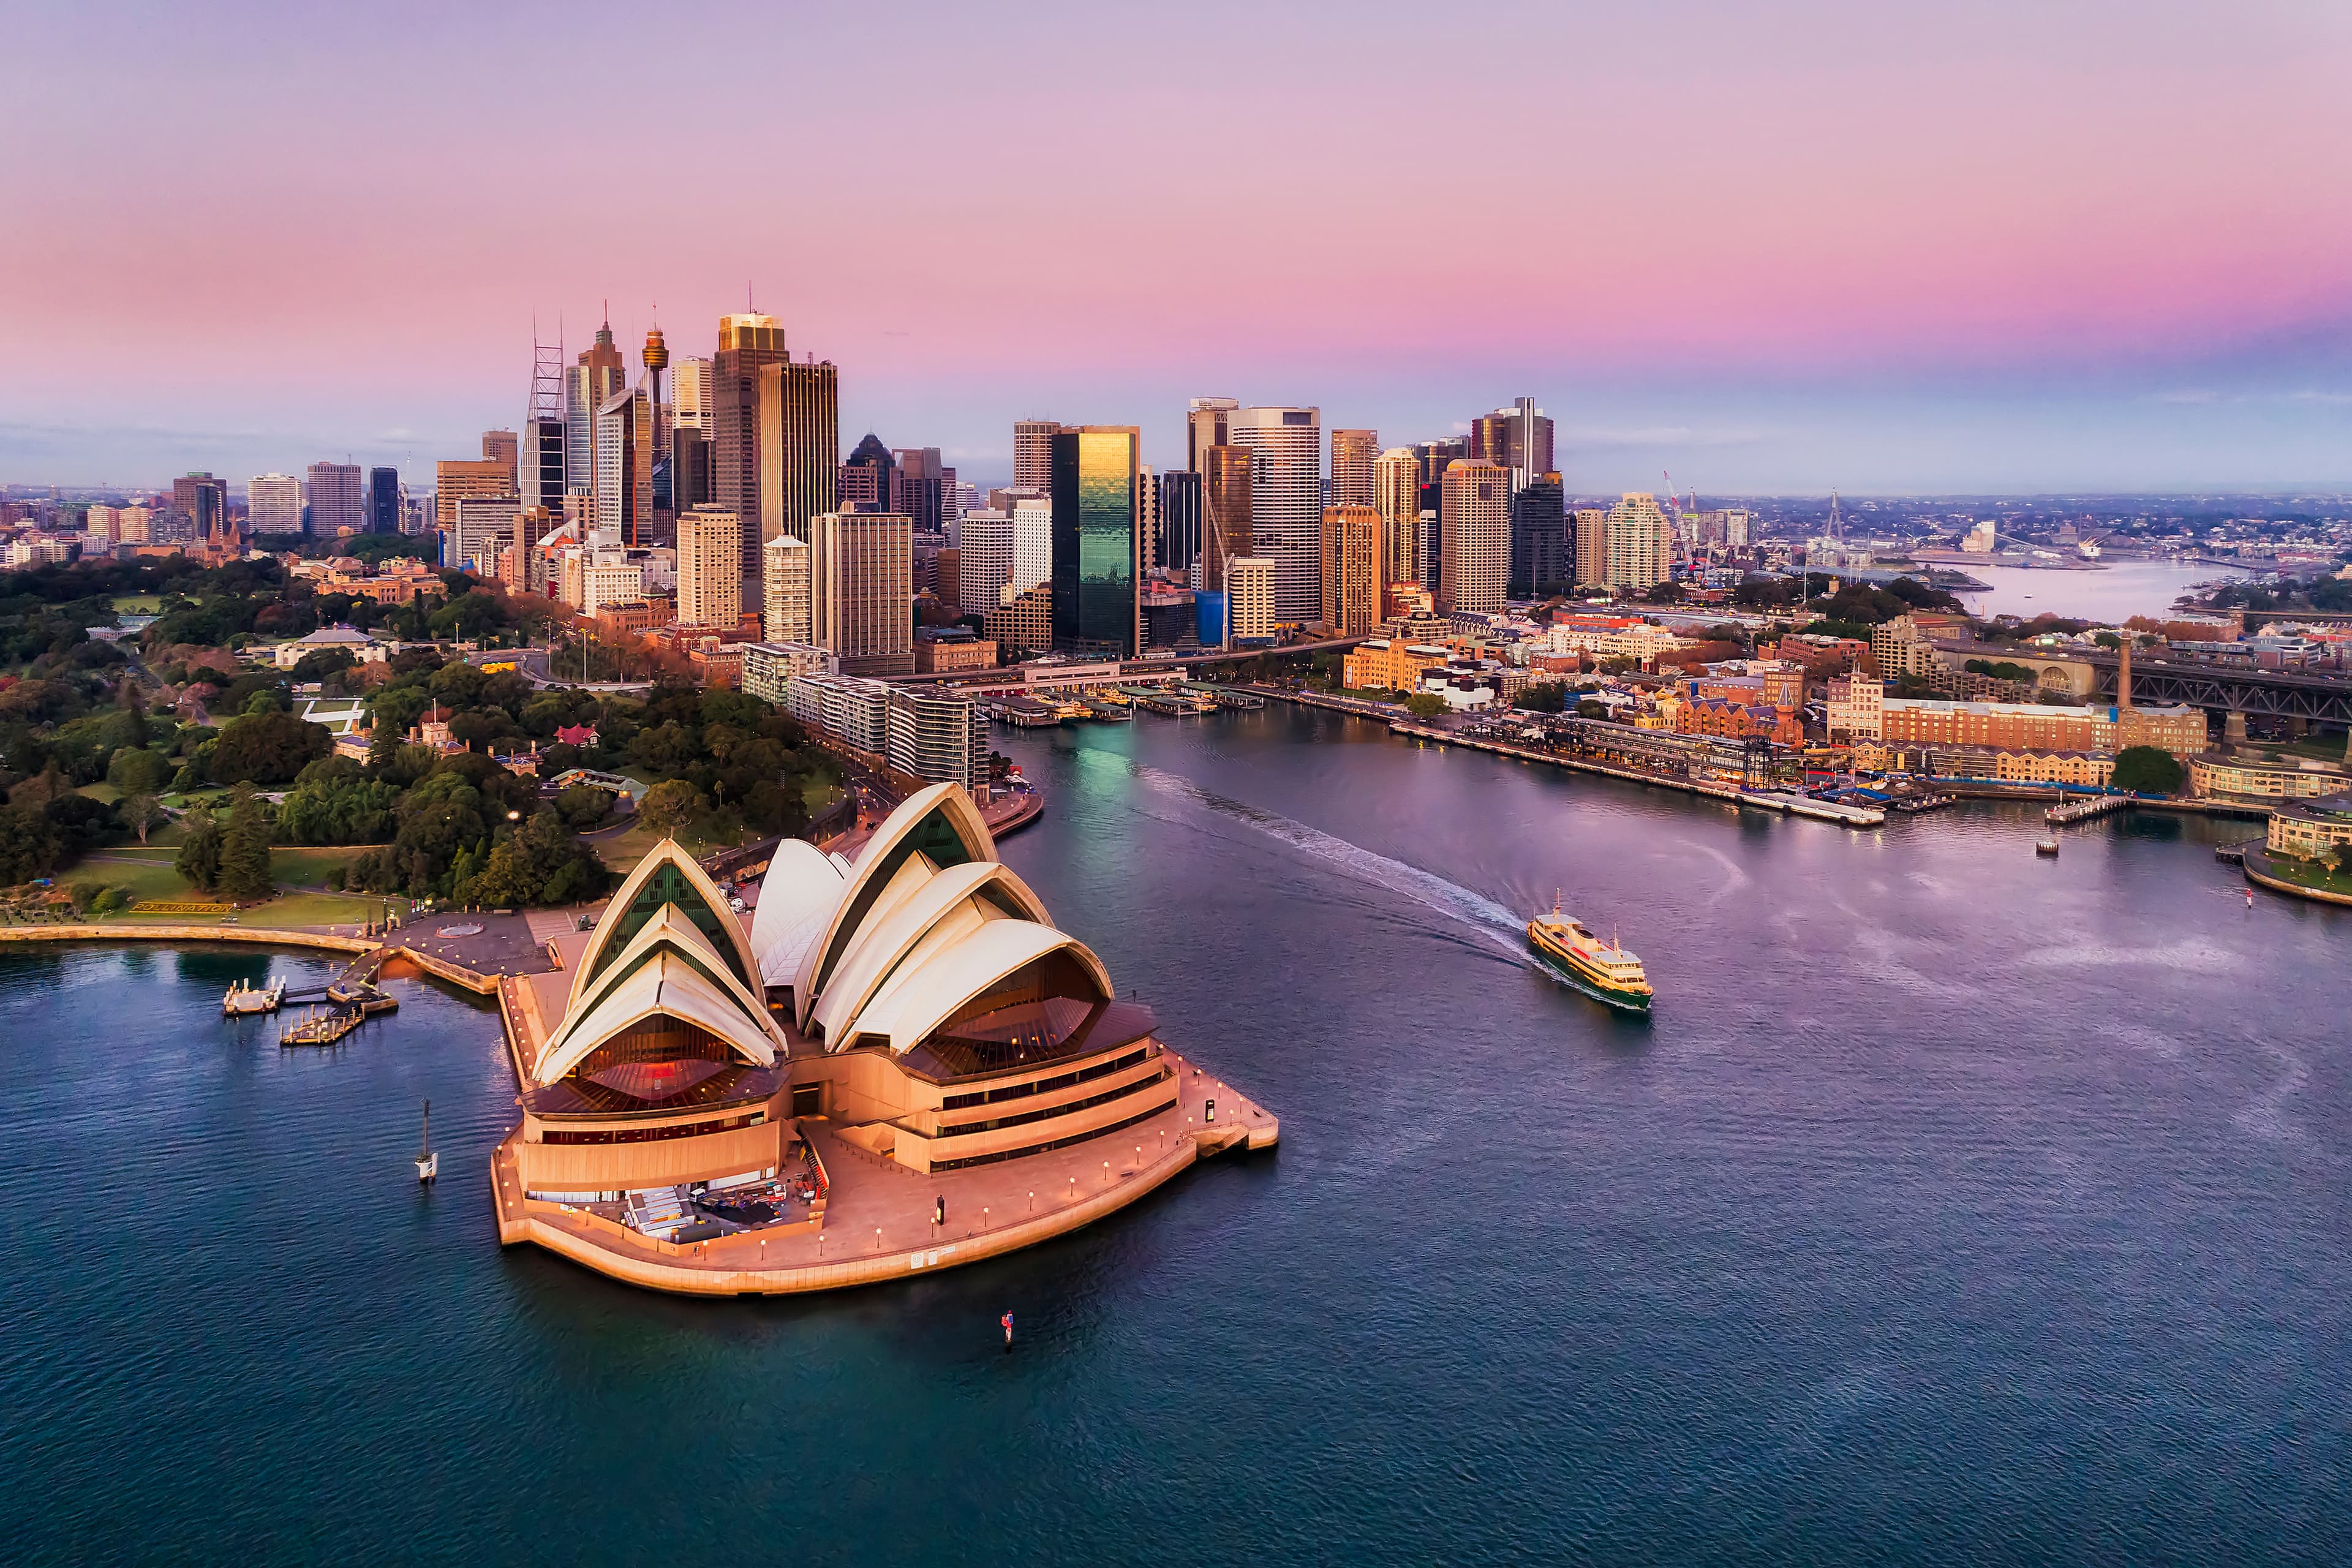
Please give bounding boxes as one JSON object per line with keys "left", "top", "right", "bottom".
{"left": 491, "top": 783, "right": 1272, "bottom": 1293}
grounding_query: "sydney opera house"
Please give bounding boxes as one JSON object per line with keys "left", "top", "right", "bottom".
{"left": 491, "top": 783, "right": 1274, "bottom": 1294}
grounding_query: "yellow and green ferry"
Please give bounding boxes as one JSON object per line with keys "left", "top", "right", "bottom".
{"left": 1526, "top": 897, "right": 1653, "bottom": 1012}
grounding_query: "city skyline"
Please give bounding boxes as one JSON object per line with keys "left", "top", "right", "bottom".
{"left": 5, "top": 1, "right": 2350, "bottom": 492}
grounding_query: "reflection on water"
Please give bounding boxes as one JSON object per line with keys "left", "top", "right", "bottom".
{"left": 4, "top": 710, "right": 2350, "bottom": 1566}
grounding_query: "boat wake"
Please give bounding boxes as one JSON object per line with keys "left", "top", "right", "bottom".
{"left": 1080, "top": 751, "right": 1531, "bottom": 962}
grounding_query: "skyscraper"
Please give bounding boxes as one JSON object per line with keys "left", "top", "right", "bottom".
{"left": 1469, "top": 399, "right": 1553, "bottom": 491}
{"left": 175, "top": 473, "right": 231, "bottom": 552}
{"left": 1200, "top": 445, "right": 1252, "bottom": 591}
{"left": 1156, "top": 469, "right": 1202, "bottom": 573}
{"left": 1228, "top": 405, "right": 1321, "bottom": 624}
{"left": 889, "top": 447, "right": 951, "bottom": 534}
{"left": 1374, "top": 447, "right": 1420, "bottom": 598}
{"left": 1049, "top": 425, "right": 1141, "bottom": 658}
{"left": 368, "top": 467, "right": 399, "bottom": 533}
{"left": 1012, "top": 420, "right": 1059, "bottom": 490}
{"left": 763, "top": 533, "right": 812, "bottom": 644}
{"left": 711, "top": 311, "right": 790, "bottom": 562}
{"left": 481, "top": 429, "right": 519, "bottom": 481}
{"left": 669, "top": 428, "right": 710, "bottom": 510}
{"left": 1185, "top": 397, "right": 1238, "bottom": 472}
{"left": 810, "top": 510, "right": 914, "bottom": 676}
{"left": 454, "top": 496, "right": 521, "bottom": 575}
{"left": 1572, "top": 508, "right": 1608, "bottom": 586}
{"left": 520, "top": 418, "right": 566, "bottom": 513}
{"left": 673, "top": 355, "right": 713, "bottom": 438}
{"left": 766, "top": 533, "right": 823, "bottom": 644}
{"left": 676, "top": 504, "right": 743, "bottom": 630}
{"left": 1330, "top": 429, "right": 1378, "bottom": 510}
{"left": 1439, "top": 461, "right": 1510, "bottom": 616}
{"left": 1508, "top": 473, "right": 1566, "bottom": 594}
{"left": 840, "top": 433, "right": 892, "bottom": 510}
{"left": 1604, "top": 493, "right": 1672, "bottom": 590}
{"left": 756, "top": 355, "right": 839, "bottom": 571}
{"left": 1134, "top": 463, "right": 1159, "bottom": 571}
{"left": 248, "top": 473, "right": 304, "bottom": 537}
{"left": 594, "top": 383, "right": 655, "bottom": 545}
{"left": 1321, "top": 503, "right": 1384, "bottom": 634}
{"left": 434, "top": 458, "right": 509, "bottom": 529}
{"left": 307, "top": 461, "right": 364, "bottom": 536}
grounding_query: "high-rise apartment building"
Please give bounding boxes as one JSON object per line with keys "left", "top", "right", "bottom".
{"left": 676, "top": 504, "right": 743, "bottom": 630}
{"left": 1227, "top": 557, "right": 1275, "bottom": 643}
{"left": 1200, "top": 445, "right": 1252, "bottom": 591}
{"left": 763, "top": 533, "right": 812, "bottom": 644}
{"left": 1321, "top": 503, "right": 1384, "bottom": 634}
{"left": 711, "top": 311, "right": 791, "bottom": 564}
{"left": 1185, "top": 397, "right": 1238, "bottom": 472}
{"left": 1012, "top": 420, "right": 1059, "bottom": 491}
{"left": 84, "top": 504, "right": 118, "bottom": 543}
{"left": 757, "top": 356, "right": 839, "bottom": 576}
{"left": 1156, "top": 469, "right": 1201, "bottom": 572}
{"left": 248, "top": 473, "right": 304, "bottom": 536}
{"left": 1509, "top": 473, "right": 1567, "bottom": 594}
{"left": 1572, "top": 508, "right": 1608, "bottom": 586}
{"left": 1374, "top": 447, "right": 1420, "bottom": 594}
{"left": 117, "top": 505, "right": 151, "bottom": 544}
{"left": 307, "top": 461, "right": 364, "bottom": 536}
{"left": 1049, "top": 426, "right": 1141, "bottom": 658}
{"left": 1439, "top": 461, "right": 1510, "bottom": 616}
{"left": 957, "top": 508, "right": 1013, "bottom": 614}
{"left": 810, "top": 510, "right": 913, "bottom": 676}
{"left": 1228, "top": 405, "right": 1321, "bottom": 624}
{"left": 673, "top": 355, "right": 713, "bottom": 438}
{"left": 1330, "top": 429, "right": 1378, "bottom": 510}
{"left": 1604, "top": 492, "right": 1672, "bottom": 590}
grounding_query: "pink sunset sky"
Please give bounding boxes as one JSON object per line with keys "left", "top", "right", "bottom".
{"left": 4, "top": 0, "right": 2349, "bottom": 492}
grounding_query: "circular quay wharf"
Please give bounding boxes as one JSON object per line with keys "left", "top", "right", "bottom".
{"left": 487, "top": 783, "right": 1276, "bottom": 1295}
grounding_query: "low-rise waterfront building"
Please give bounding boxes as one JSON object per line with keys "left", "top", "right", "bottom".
{"left": 2188, "top": 752, "right": 2350, "bottom": 804}
{"left": 1344, "top": 636, "right": 1450, "bottom": 693}
{"left": 2268, "top": 796, "right": 2352, "bottom": 859}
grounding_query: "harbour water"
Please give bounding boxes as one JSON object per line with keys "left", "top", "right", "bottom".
{"left": 1947, "top": 557, "right": 2245, "bottom": 622}
{"left": 5, "top": 706, "right": 2350, "bottom": 1564}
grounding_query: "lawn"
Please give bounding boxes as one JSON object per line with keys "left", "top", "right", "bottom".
{"left": 2246, "top": 845, "right": 2352, "bottom": 899}
{"left": 111, "top": 594, "right": 166, "bottom": 614}
{"left": 60, "top": 843, "right": 385, "bottom": 922}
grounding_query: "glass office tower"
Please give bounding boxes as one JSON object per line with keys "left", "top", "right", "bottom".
{"left": 1049, "top": 426, "right": 1140, "bottom": 658}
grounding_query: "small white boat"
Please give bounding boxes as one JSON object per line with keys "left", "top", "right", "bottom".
{"left": 415, "top": 1099, "right": 438, "bottom": 1184}
{"left": 222, "top": 977, "right": 285, "bottom": 1016}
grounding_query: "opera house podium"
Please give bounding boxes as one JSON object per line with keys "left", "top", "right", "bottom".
{"left": 491, "top": 783, "right": 1276, "bottom": 1294}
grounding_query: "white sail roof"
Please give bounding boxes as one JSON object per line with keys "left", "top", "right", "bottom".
{"left": 849, "top": 921, "right": 1112, "bottom": 1057}
{"left": 747, "top": 839, "right": 850, "bottom": 989}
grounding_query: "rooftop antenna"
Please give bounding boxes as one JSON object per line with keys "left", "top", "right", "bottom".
{"left": 528, "top": 313, "right": 564, "bottom": 424}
